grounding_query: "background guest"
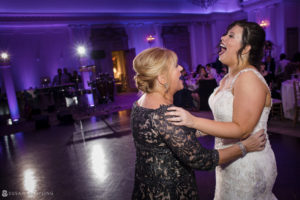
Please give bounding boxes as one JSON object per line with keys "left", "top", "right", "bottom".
{"left": 276, "top": 53, "right": 290, "bottom": 76}
{"left": 260, "top": 63, "right": 271, "bottom": 86}
{"left": 216, "top": 65, "right": 228, "bottom": 84}
{"left": 63, "top": 68, "right": 72, "bottom": 82}
{"left": 196, "top": 66, "right": 218, "bottom": 110}
{"left": 205, "top": 63, "right": 217, "bottom": 80}
{"left": 193, "top": 64, "right": 204, "bottom": 79}
{"left": 265, "top": 55, "right": 276, "bottom": 82}
{"left": 52, "top": 68, "right": 70, "bottom": 86}
{"left": 71, "top": 70, "right": 82, "bottom": 89}
{"left": 173, "top": 67, "right": 195, "bottom": 109}
{"left": 196, "top": 66, "right": 210, "bottom": 83}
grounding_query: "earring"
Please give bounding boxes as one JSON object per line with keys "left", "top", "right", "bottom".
{"left": 163, "top": 83, "right": 168, "bottom": 89}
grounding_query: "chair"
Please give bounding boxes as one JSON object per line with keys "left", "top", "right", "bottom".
{"left": 293, "top": 81, "right": 300, "bottom": 126}
{"left": 271, "top": 98, "right": 283, "bottom": 120}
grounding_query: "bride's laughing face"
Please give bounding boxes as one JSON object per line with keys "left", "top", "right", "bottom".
{"left": 219, "top": 25, "right": 244, "bottom": 67}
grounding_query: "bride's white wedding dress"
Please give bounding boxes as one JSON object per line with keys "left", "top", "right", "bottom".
{"left": 208, "top": 68, "right": 277, "bottom": 200}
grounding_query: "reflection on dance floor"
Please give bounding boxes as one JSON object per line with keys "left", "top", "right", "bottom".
{"left": 0, "top": 108, "right": 299, "bottom": 200}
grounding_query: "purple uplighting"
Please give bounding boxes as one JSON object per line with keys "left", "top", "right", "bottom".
{"left": 81, "top": 66, "right": 95, "bottom": 107}
{"left": 0, "top": 64, "right": 20, "bottom": 120}
{"left": 0, "top": 0, "right": 241, "bottom": 14}
{"left": 0, "top": 1, "right": 300, "bottom": 200}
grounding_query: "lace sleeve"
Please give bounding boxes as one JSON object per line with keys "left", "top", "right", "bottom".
{"left": 151, "top": 107, "right": 219, "bottom": 170}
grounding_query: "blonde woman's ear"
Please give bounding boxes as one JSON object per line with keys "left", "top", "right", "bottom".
{"left": 157, "top": 74, "right": 167, "bottom": 85}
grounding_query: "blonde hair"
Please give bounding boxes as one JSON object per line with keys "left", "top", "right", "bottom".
{"left": 133, "top": 47, "right": 178, "bottom": 93}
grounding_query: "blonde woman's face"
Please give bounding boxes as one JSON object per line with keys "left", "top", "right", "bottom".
{"left": 168, "top": 62, "right": 183, "bottom": 94}
{"left": 219, "top": 25, "right": 243, "bottom": 66}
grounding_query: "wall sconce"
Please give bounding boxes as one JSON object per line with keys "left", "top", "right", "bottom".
{"left": 146, "top": 35, "right": 156, "bottom": 44}
{"left": 259, "top": 20, "right": 270, "bottom": 29}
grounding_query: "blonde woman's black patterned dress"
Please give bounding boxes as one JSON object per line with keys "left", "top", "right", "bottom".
{"left": 131, "top": 102, "right": 219, "bottom": 200}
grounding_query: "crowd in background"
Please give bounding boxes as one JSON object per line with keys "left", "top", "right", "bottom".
{"left": 174, "top": 50, "right": 300, "bottom": 110}
{"left": 52, "top": 68, "right": 82, "bottom": 87}
{"left": 260, "top": 52, "right": 300, "bottom": 99}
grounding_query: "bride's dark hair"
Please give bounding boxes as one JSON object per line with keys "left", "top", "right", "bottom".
{"left": 225, "top": 20, "right": 266, "bottom": 70}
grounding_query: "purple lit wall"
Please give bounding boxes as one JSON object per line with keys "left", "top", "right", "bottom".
{"left": 126, "top": 24, "right": 163, "bottom": 56}
{"left": 0, "top": 25, "right": 77, "bottom": 91}
{"left": 246, "top": 1, "right": 300, "bottom": 59}
{"left": 81, "top": 69, "right": 95, "bottom": 107}
{"left": 0, "top": 0, "right": 299, "bottom": 92}
{"left": 0, "top": 0, "right": 241, "bottom": 14}
{"left": 247, "top": 4, "right": 284, "bottom": 59}
{"left": 0, "top": 65, "right": 20, "bottom": 120}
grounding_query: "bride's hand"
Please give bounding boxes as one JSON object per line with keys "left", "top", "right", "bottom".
{"left": 165, "top": 106, "right": 195, "bottom": 128}
{"left": 242, "top": 129, "right": 266, "bottom": 152}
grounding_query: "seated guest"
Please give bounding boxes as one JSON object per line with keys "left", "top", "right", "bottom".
{"left": 180, "top": 67, "right": 189, "bottom": 88}
{"left": 205, "top": 63, "right": 217, "bottom": 80}
{"left": 193, "top": 64, "right": 204, "bottom": 79}
{"left": 196, "top": 66, "right": 212, "bottom": 83}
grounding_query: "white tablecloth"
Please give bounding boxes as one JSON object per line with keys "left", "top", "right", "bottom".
{"left": 281, "top": 80, "right": 300, "bottom": 120}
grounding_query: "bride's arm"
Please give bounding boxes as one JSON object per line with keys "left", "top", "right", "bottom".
{"left": 166, "top": 71, "right": 267, "bottom": 139}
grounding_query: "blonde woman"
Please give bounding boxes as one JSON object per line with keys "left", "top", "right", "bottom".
{"left": 130, "top": 47, "right": 266, "bottom": 200}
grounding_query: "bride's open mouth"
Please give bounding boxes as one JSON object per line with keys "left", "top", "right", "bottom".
{"left": 218, "top": 43, "right": 227, "bottom": 56}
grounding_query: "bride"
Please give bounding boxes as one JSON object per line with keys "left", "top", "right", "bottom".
{"left": 166, "top": 20, "right": 277, "bottom": 199}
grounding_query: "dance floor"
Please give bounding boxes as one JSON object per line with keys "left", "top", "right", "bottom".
{"left": 0, "top": 92, "right": 299, "bottom": 199}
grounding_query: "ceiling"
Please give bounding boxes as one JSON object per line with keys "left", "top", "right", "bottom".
{"left": 0, "top": 0, "right": 242, "bottom": 15}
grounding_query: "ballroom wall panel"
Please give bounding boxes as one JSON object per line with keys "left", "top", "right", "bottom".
{"left": 0, "top": 26, "right": 76, "bottom": 91}
{"left": 1, "top": 1, "right": 299, "bottom": 91}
